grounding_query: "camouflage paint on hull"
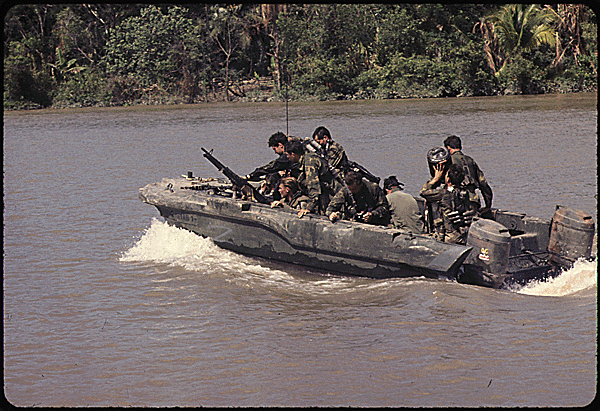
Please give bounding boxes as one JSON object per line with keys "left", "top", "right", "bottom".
{"left": 139, "top": 177, "right": 593, "bottom": 288}
{"left": 140, "top": 177, "right": 473, "bottom": 281}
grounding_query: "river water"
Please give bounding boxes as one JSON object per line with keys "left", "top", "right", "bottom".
{"left": 3, "top": 93, "right": 597, "bottom": 407}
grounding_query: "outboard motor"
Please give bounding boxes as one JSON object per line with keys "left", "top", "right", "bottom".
{"left": 461, "top": 217, "right": 511, "bottom": 288}
{"left": 427, "top": 146, "right": 451, "bottom": 177}
{"left": 548, "top": 206, "right": 595, "bottom": 266}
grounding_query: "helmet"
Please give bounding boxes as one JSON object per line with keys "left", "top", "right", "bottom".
{"left": 427, "top": 146, "right": 450, "bottom": 165}
{"left": 427, "top": 146, "right": 451, "bottom": 177}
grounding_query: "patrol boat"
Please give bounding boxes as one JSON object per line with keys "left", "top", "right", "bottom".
{"left": 138, "top": 150, "right": 595, "bottom": 289}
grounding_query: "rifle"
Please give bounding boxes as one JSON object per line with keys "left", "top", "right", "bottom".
{"left": 302, "top": 139, "right": 380, "bottom": 184}
{"left": 426, "top": 202, "right": 435, "bottom": 234}
{"left": 201, "top": 148, "right": 270, "bottom": 205}
{"left": 347, "top": 161, "right": 380, "bottom": 184}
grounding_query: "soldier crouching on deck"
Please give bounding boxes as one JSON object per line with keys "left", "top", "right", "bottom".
{"left": 245, "top": 131, "right": 300, "bottom": 200}
{"left": 384, "top": 176, "right": 424, "bottom": 233}
{"left": 270, "top": 176, "right": 310, "bottom": 211}
{"left": 326, "top": 171, "right": 390, "bottom": 226}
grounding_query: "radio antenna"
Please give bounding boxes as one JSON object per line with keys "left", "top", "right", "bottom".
{"left": 282, "top": 59, "right": 289, "bottom": 136}
{"left": 285, "top": 69, "right": 289, "bottom": 136}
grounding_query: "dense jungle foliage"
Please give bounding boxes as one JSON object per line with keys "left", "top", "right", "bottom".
{"left": 3, "top": 3, "right": 598, "bottom": 110}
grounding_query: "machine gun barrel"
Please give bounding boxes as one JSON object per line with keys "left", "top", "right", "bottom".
{"left": 201, "top": 148, "right": 270, "bottom": 205}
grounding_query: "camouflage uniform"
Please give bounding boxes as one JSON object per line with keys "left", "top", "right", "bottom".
{"left": 280, "top": 191, "right": 310, "bottom": 212}
{"left": 297, "top": 152, "right": 335, "bottom": 214}
{"left": 450, "top": 150, "right": 493, "bottom": 211}
{"left": 322, "top": 140, "right": 349, "bottom": 175}
{"left": 420, "top": 180, "right": 471, "bottom": 244}
{"left": 326, "top": 180, "right": 390, "bottom": 226}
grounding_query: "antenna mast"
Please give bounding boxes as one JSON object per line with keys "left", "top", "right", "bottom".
{"left": 285, "top": 85, "right": 289, "bottom": 136}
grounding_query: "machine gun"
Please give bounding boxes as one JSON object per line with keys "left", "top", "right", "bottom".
{"left": 201, "top": 148, "right": 270, "bottom": 205}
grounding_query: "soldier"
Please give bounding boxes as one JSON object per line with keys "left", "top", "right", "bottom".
{"left": 420, "top": 162, "right": 473, "bottom": 244}
{"left": 270, "top": 177, "right": 310, "bottom": 211}
{"left": 245, "top": 131, "right": 299, "bottom": 182}
{"left": 326, "top": 171, "right": 390, "bottom": 226}
{"left": 383, "top": 176, "right": 424, "bottom": 233}
{"left": 284, "top": 140, "right": 336, "bottom": 218}
{"left": 443, "top": 135, "right": 493, "bottom": 215}
{"left": 312, "top": 126, "right": 349, "bottom": 176}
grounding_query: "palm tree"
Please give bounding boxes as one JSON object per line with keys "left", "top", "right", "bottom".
{"left": 475, "top": 4, "right": 557, "bottom": 75}
{"left": 548, "top": 4, "right": 596, "bottom": 74}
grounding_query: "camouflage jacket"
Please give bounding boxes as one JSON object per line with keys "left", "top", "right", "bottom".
{"left": 419, "top": 180, "right": 470, "bottom": 244}
{"left": 297, "top": 152, "right": 335, "bottom": 214}
{"left": 450, "top": 150, "right": 493, "bottom": 209}
{"left": 326, "top": 180, "right": 390, "bottom": 226}
{"left": 323, "top": 140, "right": 349, "bottom": 172}
{"left": 280, "top": 191, "right": 310, "bottom": 212}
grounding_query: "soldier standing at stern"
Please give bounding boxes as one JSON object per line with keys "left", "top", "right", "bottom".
{"left": 443, "top": 135, "right": 493, "bottom": 216}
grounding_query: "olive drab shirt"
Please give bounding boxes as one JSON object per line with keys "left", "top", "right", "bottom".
{"left": 386, "top": 187, "right": 424, "bottom": 233}
{"left": 326, "top": 180, "right": 390, "bottom": 226}
{"left": 450, "top": 150, "right": 493, "bottom": 210}
{"left": 297, "top": 152, "right": 335, "bottom": 214}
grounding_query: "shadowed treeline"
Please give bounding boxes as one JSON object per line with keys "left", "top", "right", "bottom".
{"left": 3, "top": 3, "right": 597, "bottom": 110}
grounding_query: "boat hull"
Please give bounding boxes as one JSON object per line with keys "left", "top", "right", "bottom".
{"left": 139, "top": 177, "right": 594, "bottom": 288}
{"left": 140, "top": 177, "right": 473, "bottom": 281}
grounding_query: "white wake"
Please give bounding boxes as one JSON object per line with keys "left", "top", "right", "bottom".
{"left": 122, "top": 218, "right": 596, "bottom": 298}
{"left": 516, "top": 257, "right": 597, "bottom": 297}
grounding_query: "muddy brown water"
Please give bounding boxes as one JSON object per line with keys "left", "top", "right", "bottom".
{"left": 3, "top": 93, "right": 597, "bottom": 407}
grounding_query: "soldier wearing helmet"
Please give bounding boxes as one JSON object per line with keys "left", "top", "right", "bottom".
{"left": 420, "top": 147, "right": 473, "bottom": 244}
{"left": 426, "top": 146, "right": 452, "bottom": 181}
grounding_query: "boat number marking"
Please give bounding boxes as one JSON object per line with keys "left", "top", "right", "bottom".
{"left": 478, "top": 248, "right": 490, "bottom": 261}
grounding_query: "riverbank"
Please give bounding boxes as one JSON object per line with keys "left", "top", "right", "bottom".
{"left": 4, "top": 78, "right": 598, "bottom": 112}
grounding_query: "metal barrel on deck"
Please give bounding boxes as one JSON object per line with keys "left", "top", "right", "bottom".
{"left": 548, "top": 206, "right": 595, "bottom": 266}
{"left": 461, "top": 218, "right": 511, "bottom": 287}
